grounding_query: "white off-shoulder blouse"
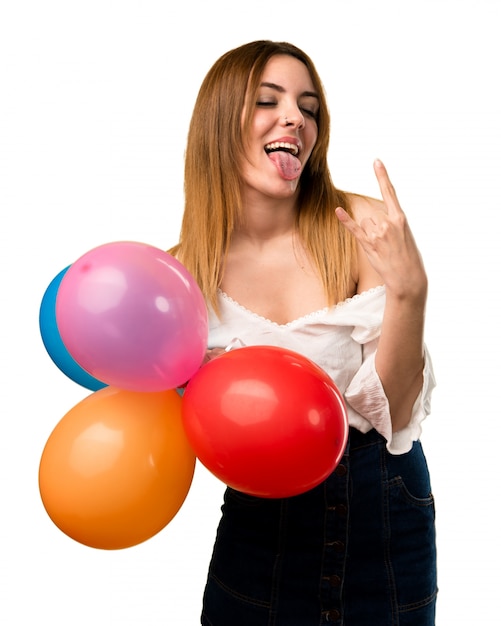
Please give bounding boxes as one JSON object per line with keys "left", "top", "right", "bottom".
{"left": 207, "top": 285, "right": 435, "bottom": 455}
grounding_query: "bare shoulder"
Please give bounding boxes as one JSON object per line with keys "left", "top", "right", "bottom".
{"left": 345, "top": 193, "right": 385, "bottom": 293}
{"left": 346, "top": 192, "right": 385, "bottom": 223}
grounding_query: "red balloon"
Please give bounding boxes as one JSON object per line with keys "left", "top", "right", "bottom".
{"left": 182, "top": 346, "right": 348, "bottom": 498}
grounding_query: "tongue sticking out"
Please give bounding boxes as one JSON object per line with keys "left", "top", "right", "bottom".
{"left": 268, "top": 150, "right": 301, "bottom": 181}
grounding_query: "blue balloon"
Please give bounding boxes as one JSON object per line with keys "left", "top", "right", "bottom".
{"left": 39, "top": 266, "right": 107, "bottom": 391}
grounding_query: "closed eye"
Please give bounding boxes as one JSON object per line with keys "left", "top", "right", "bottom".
{"left": 300, "top": 106, "right": 317, "bottom": 119}
{"left": 256, "top": 102, "right": 317, "bottom": 119}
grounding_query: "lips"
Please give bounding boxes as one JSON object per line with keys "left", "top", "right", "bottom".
{"left": 264, "top": 141, "right": 299, "bottom": 156}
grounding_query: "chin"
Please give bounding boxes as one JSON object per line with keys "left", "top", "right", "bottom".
{"left": 278, "top": 177, "right": 300, "bottom": 194}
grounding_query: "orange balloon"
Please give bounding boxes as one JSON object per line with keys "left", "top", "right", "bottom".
{"left": 39, "top": 387, "right": 195, "bottom": 549}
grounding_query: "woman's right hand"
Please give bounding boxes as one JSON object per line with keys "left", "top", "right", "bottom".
{"left": 202, "top": 347, "right": 227, "bottom": 365}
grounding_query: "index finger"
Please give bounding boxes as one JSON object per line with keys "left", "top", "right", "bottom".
{"left": 374, "top": 159, "right": 403, "bottom": 216}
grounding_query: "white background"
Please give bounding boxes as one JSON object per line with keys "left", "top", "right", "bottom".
{"left": 1, "top": 1, "right": 499, "bottom": 623}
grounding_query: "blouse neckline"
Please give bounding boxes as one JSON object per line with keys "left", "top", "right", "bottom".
{"left": 217, "top": 285, "right": 385, "bottom": 329}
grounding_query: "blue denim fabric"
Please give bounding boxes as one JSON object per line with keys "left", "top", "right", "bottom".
{"left": 201, "top": 428, "right": 437, "bottom": 625}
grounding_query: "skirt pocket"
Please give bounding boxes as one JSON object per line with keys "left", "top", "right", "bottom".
{"left": 385, "top": 442, "right": 438, "bottom": 613}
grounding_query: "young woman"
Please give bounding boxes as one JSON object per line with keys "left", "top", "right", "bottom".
{"left": 171, "top": 40, "right": 437, "bottom": 626}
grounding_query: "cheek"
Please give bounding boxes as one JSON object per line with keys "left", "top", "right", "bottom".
{"left": 251, "top": 114, "right": 272, "bottom": 141}
{"left": 304, "top": 127, "right": 318, "bottom": 160}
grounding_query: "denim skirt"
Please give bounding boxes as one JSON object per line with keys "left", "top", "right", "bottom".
{"left": 201, "top": 427, "right": 437, "bottom": 625}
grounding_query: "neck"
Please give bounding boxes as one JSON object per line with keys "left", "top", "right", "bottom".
{"left": 235, "top": 195, "right": 298, "bottom": 242}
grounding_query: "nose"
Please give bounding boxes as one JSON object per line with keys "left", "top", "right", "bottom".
{"left": 282, "top": 108, "right": 304, "bottom": 129}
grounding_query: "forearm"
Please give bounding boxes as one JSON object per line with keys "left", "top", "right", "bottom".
{"left": 375, "top": 286, "right": 427, "bottom": 432}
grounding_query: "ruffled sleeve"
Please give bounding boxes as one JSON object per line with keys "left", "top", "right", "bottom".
{"left": 345, "top": 342, "right": 436, "bottom": 454}
{"left": 341, "top": 287, "right": 436, "bottom": 455}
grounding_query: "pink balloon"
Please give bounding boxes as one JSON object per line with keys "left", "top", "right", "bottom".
{"left": 56, "top": 242, "right": 208, "bottom": 392}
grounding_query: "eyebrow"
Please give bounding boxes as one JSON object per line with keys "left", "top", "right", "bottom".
{"left": 260, "top": 81, "right": 319, "bottom": 100}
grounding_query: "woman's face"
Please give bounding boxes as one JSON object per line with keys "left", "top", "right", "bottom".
{"left": 240, "top": 54, "right": 319, "bottom": 200}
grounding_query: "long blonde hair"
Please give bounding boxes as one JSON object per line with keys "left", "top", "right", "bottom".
{"left": 169, "top": 40, "right": 355, "bottom": 312}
